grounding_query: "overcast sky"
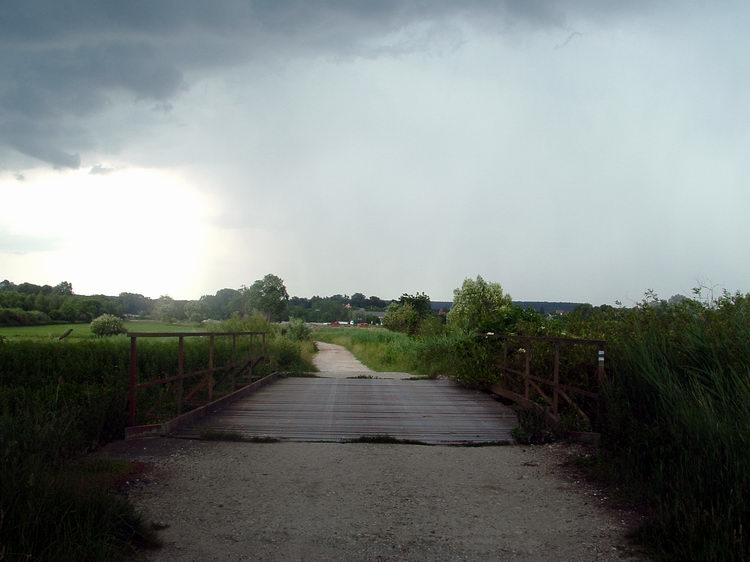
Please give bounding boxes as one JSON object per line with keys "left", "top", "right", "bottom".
{"left": 1, "top": 1, "right": 748, "bottom": 304}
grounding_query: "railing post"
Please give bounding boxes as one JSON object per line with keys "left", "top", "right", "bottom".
{"left": 524, "top": 346, "right": 531, "bottom": 400}
{"left": 176, "top": 336, "right": 184, "bottom": 414}
{"left": 247, "top": 334, "right": 254, "bottom": 381}
{"left": 208, "top": 334, "right": 215, "bottom": 402}
{"left": 553, "top": 342, "right": 560, "bottom": 416}
{"left": 231, "top": 334, "right": 237, "bottom": 390}
{"left": 128, "top": 336, "right": 138, "bottom": 426}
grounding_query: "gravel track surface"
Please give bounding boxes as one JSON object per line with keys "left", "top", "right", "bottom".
{"left": 109, "top": 438, "right": 643, "bottom": 561}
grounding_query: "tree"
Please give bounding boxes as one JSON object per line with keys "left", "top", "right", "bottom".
{"left": 217, "top": 288, "right": 243, "bottom": 317}
{"left": 183, "top": 301, "right": 207, "bottom": 323}
{"left": 383, "top": 302, "right": 421, "bottom": 335}
{"left": 118, "top": 292, "right": 152, "bottom": 316}
{"left": 153, "top": 295, "right": 179, "bottom": 322}
{"left": 447, "top": 276, "right": 513, "bottom": 333}
{"left": 398, "top": 292, "right": 432, "bottom": 318}
{"left": 367, "top": 295, "right": 388, "bottom": 310}
{"left": 244, "top": 274, "right": 289, "bottom": 321}
{"left": 54, "top": 281, "right": 74, "bottom": 295}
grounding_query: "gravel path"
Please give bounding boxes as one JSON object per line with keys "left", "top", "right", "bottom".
{"left": 313, "top": 341, "right": 410, "bottom": 380}
{"left": 110, "top": 438, "right": 643, "bottom": 561}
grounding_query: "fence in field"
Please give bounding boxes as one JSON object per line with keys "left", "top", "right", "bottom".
{"left": 486, "top": 334, "right": 606, "bottom": 429}
{"left": 126, "top": 331, "right": 267, "bottom": 431}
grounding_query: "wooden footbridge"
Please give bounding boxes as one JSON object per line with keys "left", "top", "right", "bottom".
{"left": 177, "top": 377, "right": 517, "bottom": 443}
{"left": 125, "top": 332, "right": 605, "bottom": 444}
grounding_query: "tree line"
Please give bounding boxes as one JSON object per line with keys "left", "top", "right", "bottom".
{"left": 0, "top": 276, "right": 392, "bottom": 326}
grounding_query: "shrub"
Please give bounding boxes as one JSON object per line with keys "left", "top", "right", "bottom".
{"left": 0, "top": 307, "right": 51, "bottom": 326}
{"left": 220, "top": 312, "right": 272, "bottom": 334}
{"left": 90, "top": 314, "right": 126, "bottom": 337}
{"left": 267, "top": 337, "right": 315, "bottom": 372}
{"left": 417, "top": 315, "right": 445, "bottom": 338}
{"left": 286, "top": 318, "right": 311, "bottom": 341}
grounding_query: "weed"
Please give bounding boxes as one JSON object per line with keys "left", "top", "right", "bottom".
{"left": 511, "top": 409, "right": 558, "bottom": 445}
{"left": 343, "top": 434, "right": 430, "bottom": 445}
{"left": 447, "top": 440, "right": 511, "bottom": 447}
{"left": 199, "top": 430, "right": 279, "bottom": 443}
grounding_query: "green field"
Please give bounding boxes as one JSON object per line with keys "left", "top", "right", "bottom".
{"left": 0, "top": 320, "right": 203, "bottom": 339}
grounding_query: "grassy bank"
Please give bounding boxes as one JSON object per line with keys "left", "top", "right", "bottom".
{"left": 0, "top": 326, "right": 314, "bottom": 560}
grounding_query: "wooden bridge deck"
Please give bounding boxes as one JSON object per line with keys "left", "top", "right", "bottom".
{"left": 177, "top": 377, "right": 517, "bottom": 444}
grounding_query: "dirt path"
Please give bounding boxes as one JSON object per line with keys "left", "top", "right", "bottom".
{"left": 112, "top": 438, "right": 642, "bottom": 561}
{"left": 313, "top": 341, "right": 410, "bottom": 380}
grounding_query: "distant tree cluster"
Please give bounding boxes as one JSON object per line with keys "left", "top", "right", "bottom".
{"left": 287, "top": 293, "right": 388, "bottom": 323}
{"left": 0, "top": 280, "right": 121, "bottom": 324}
{"left": 0, "top": 276, "right": 392, "bottom": 327}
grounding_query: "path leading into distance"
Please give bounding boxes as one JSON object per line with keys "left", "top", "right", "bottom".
{"left": 313, "top": 340, "right": 410, "bottom": 380}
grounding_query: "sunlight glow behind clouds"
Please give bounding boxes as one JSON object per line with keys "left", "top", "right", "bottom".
{"left": 0, "top": 168, "right": 218, "bottom": 298}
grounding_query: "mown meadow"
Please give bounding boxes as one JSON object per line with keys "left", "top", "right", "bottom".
{"left": 0, "top": 315, "right": 315, "bottom": 561}
{"left": 316, "top": 290, "right": 750, "bottom": 561}
{"left": 0, "top": 319, "right": 203, "bottom": 339}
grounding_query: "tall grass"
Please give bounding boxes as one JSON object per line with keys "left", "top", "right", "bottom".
{"left": 0, "top": 329, "right": 314, "bottom": 560}
{"left": 602, "top": 294, "right": 750, "bottom": 560}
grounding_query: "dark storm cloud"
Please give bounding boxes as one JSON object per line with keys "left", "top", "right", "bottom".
{"left": 0, "top": 0, "right": 654, "bottom": 169}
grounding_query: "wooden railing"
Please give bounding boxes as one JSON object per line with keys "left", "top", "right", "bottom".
{"left": 486, "top": 334, "right": 606, "bottom": 427}
{"left": 127, "top": 331, "right": 266, "bottom": 427}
